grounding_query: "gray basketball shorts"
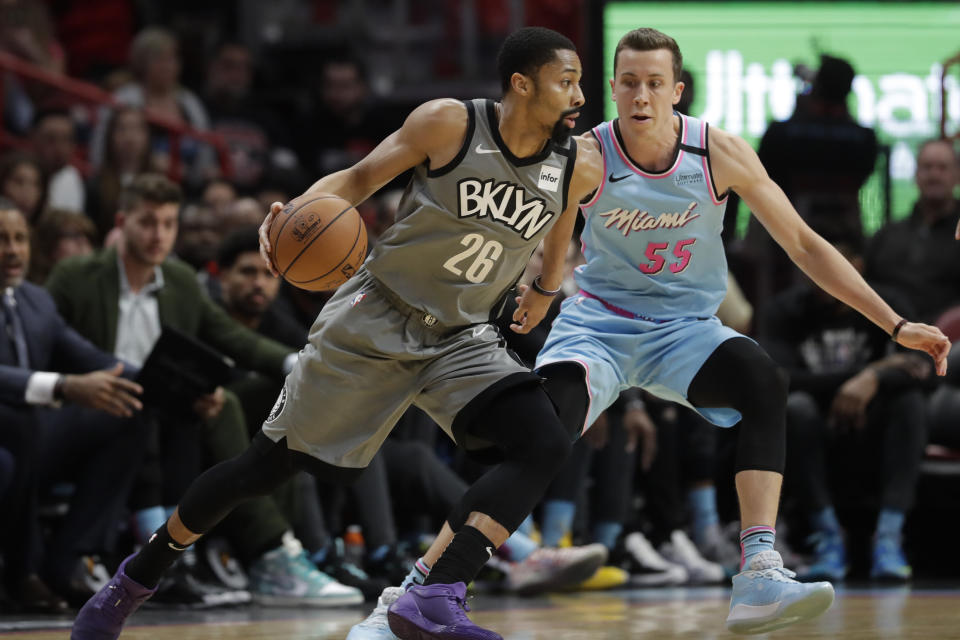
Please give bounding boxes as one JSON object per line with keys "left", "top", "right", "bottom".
{"left": 261, "top": 268, "right": 539, "bottom": 468}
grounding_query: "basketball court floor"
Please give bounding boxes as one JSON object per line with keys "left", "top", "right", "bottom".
{"left": 3, "top": 583, "right": 960, "bottom": 639}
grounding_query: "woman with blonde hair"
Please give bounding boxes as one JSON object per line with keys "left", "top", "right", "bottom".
{"left": 89, "top": 27, "right": 213, "bottom": 183}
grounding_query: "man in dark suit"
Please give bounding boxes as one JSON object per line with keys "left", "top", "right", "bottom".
{"left": 45, "top": 176, "right": 361, "bottom": 607}
{"left": 0, "top": 199, "right": 145, "bottom": 611}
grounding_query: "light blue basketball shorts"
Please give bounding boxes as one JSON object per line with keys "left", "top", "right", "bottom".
{"left": 535, "top": 292, "right": 749, "bottom": 435}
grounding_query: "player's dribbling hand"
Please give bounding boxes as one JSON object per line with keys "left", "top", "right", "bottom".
{"left": 259, "top": 201, "right": 282, "bottom": 277}
{"left": 511, "top": 284, "right": 552, "bottom": 334}
{"left": 895, "top": 322, "right": 951, "bottom": 376}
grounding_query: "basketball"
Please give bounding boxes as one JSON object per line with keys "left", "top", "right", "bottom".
{"left": 268, "top": 192, "right": 368, "bottom": 291}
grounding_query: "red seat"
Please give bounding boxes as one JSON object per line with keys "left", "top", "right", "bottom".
{"left": 935, "top": 305, "right": 960, "bottom": 342}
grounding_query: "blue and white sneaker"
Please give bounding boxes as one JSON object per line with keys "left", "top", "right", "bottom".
{"left": 726, "top": 550, "right": 834, "bottom": 635}
{"left": 797, "top": 532, "right": 847, "bottom": 582}
{"left": 346, "top": 586, "right": 403, "bottom": 640}
{"left": 248, "top": 535, "right": 363, "bottom": 607}
{"left": 870, "top": 536, "right": 912, "bottom": 581}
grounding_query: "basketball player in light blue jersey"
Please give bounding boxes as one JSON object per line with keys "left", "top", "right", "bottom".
{"left": 534, "top": 29, "right": 951, "bottom": 635}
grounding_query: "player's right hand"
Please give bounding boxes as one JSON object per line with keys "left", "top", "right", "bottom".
{"left": 895, "top": 322, "right": 951, "bottom": 376}
{"left": 259, "top": 201, "right": 282, "bottom": 277}
{"left": 63, "top": 363, "right": 143, "bottom": 418}
{"left": 511, "top": 284, "right": 552, "bottom": 334}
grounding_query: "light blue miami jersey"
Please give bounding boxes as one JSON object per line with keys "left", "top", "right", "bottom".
{"left": 537, "top": 114, "right": 747, "bottom": 433}
{"left": 576, "top": 114, "right": 729, "bottom": 320}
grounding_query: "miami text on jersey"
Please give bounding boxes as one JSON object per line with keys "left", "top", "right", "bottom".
{"left": 598, "top": 201, "right": 700, "bottom": 238}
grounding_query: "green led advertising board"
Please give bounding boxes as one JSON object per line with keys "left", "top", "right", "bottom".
{"left": 603, "top": 2, "right": 960, "bottom": 233}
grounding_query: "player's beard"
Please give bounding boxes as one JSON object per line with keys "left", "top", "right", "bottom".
{"left": 550, "top": 107, "right": 580, "bottom": 146}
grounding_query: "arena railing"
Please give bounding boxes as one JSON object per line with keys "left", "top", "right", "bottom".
{"left": 0, "top": 50, "right": 233, "bottom": 181}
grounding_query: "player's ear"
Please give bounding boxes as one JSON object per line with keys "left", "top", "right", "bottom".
{"left": 609, "top": 77, "right": 616, "bottom": 101}
{"left": 511, "top": 72, "right": 532, "bottom": 97}
{"left": 672, "top": 81, "right": 685, "bottom": 106}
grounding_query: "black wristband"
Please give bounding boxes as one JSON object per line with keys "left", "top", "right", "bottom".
{"left": 891, "top": 318, "right": 907, "bottom": 343}
{"left": 531, "top": 275, "right": 562, "bottom": 297}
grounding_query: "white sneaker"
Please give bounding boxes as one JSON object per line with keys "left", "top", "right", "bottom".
{"left": 346, "top": 586, "right": 404, "bottom": 639}
{"left": 248, "top": 534, "right": 363, "bottom": 607}
{"left": 622, "top": 532, "right": 688, "bottom": 586}
{"left": 659, "top": 530, "right": 726, "bottom": 584}
{"left": 505, "top": 544, "right": 608, "bottom": 595}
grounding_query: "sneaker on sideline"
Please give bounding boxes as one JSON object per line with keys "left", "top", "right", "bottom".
{"left": 797, "top": 532, "right": 847, "bottom": 583}
{"left": 870, "top": 536, "right": 912, "bottom": 582}
{"left": 505, "top": 544, "right": 608, "bottom": 595}
{"left": 147, "top": 558, "right": 250, "bottom": 609}
{"left": 621, "top": 532, "right": 688, "bottom": 587}
{"left": 659, "top": 530, "right": 725, "bottom": 584}
{"left": 248, "top": 536, "right": 362, "bottom": 607}
{"left": 573, "top": 565, "right": 629, "bottom": 591}
{"left": 726, "top": 549, "right": 834, "bottom": 635}
{"left": 696, "top": 524, "right": 742, "bottom": 575}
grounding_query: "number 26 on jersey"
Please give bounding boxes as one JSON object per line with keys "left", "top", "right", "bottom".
{"left": 443, "top": 233, "right": 504, "bottom": 283}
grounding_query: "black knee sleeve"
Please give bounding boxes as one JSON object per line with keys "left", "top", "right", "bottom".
{"left": 688, "top": 338, "right": 787, "bottom": 475}
{"left": 446, "top": 383, "right": 573, "bottom": 533}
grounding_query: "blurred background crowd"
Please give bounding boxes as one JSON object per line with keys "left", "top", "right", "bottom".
{"left": 2, "top": 0, "right": 960, "bottom": 618}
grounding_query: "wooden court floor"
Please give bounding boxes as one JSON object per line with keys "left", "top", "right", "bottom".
{"left": 3, "top": 585, "right": 960, "bottom": 639}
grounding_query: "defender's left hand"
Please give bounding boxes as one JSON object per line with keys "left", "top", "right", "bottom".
{"left": 896, "top": 322, "right": 951, "bottom": 376}
{"left": 510, "top": 284, "right": 553, "bottom": 334}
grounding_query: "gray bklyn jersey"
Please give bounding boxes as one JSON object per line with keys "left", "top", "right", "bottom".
{"left": 365, "top": 98, "right": 577, "bottom": 326}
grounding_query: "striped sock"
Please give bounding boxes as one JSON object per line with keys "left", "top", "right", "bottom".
{"left": 401, "top": 557, "right": 431, "bottom": 590}
{"left": 739, "top": 525, "right": 776, "bottom": 570}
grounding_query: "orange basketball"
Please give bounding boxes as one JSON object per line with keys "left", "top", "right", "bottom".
{"left": 268, "top": 193, "right": 368, "bottom": 291}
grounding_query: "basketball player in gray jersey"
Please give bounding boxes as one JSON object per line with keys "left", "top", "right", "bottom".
{"left": 72, "top": 27, "right": 602, "bottom": 640}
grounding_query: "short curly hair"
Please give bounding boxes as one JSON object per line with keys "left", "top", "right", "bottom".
{"left": 497, "top": 27, "right": 576, "bottom": 94}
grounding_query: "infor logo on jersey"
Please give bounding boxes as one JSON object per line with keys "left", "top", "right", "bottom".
{"left": 537, "top": 164, "right": 562, "bottom": 193}
{"left": 457, "top": 178, "right": 555, "bottom": 240}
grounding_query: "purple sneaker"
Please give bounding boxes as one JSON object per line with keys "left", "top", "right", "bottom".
{"left": 71, "top": 554, "right": 157, "bottom": 640}
{"left": 387, "top": 582, "right": 502, "bottom": 640}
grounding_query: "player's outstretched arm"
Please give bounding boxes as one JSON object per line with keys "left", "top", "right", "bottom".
{"left": 709, "top": 128, "right": 951, "bottom": 375}
{"left": 512, "top": 133, "right": 603, "bottom": 334}
{"left": 304, "top": 99, "right": 470, "bottom": 204}
{"left": 258, "top": 99, "right": 470, "bottom": 274}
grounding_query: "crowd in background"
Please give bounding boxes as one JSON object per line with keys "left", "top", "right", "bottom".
{"left": 3, "top": 0, "right": 960, "bottom": 617}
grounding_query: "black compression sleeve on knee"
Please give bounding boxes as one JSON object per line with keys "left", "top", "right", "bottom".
{"left": 687, "top": 338, "right": 787, "bottom": 474}
{"left": 446, "top": 384, "right": 573, "bottom": 533}
{"left": 539, "top": 362, "right": 590, "bottom": 440}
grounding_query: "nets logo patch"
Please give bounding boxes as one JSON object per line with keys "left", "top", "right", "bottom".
{"left": 537, "top": 164, "right": 562, "bottom": 193}
{"left": 267, "top": 387, "right": 287, "bottom": 422}
{"left": 674, "top": 172, "right": 704, "bottom": 186}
